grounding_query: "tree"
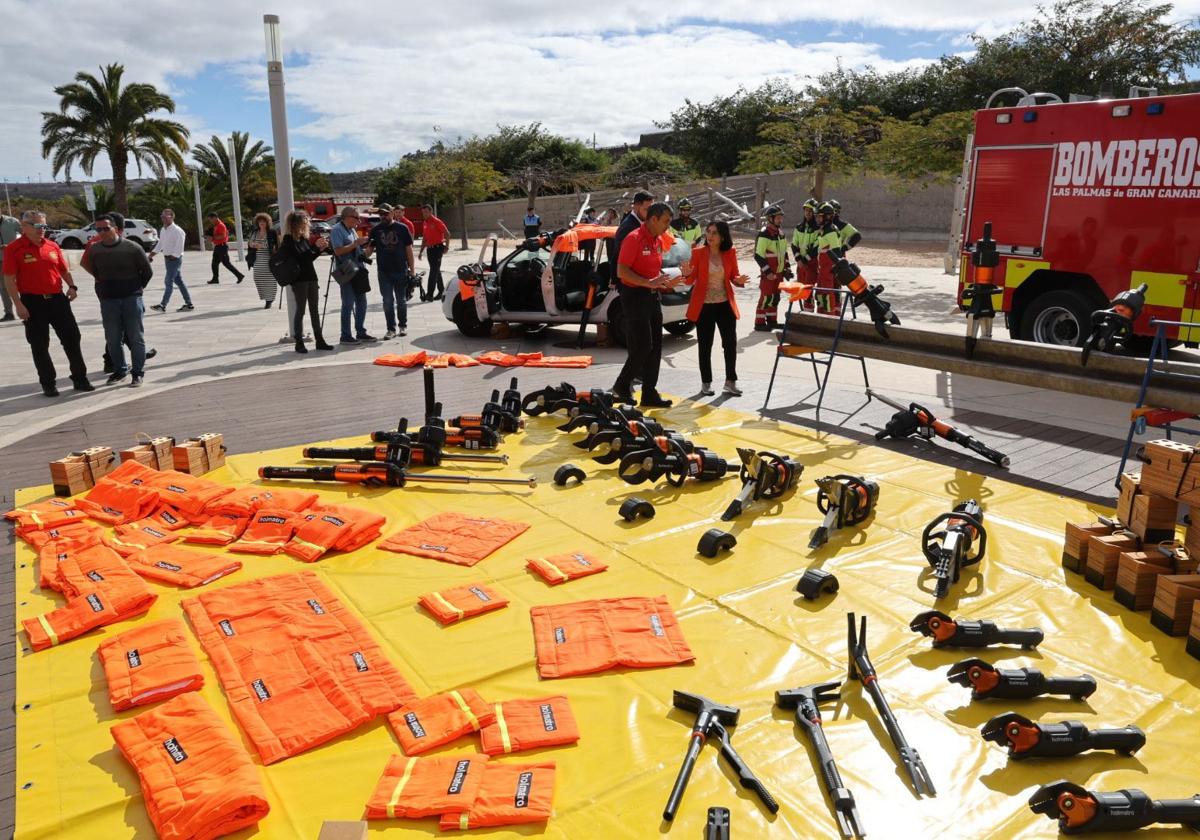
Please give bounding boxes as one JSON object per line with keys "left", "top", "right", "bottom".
{"left": 129, "top": 175, "right": 230, "bottom": 247}
{"left": 41, "top": 63, "right": 190, "bottom": 214}
{"left": 260, "top": 156, "right": 332, "bottom": 197}
{"left": 61, "top": 184, "right": 116, "bottom": 226}
{"left": 604, "top": 149, "right": 693, "bottom": 187}
{"left": 410, "top": 152, "right": 507, "bottom": 249}
{"left": 661, "top": 81, "right": 805, "bottom": 176}
{"left": 867, "top": 110, "right": 975, "bottom": 182}
{"left": 191, "top": 131, "right": 274, "bottom": 212}
{"left": 373, "top": 159, "right": 423, "bottom": 207}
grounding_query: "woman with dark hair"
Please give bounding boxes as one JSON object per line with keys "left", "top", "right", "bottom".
{"left": 279, "top": 211, "right": 333, "bottom": 354}
{"left": 247, "top": 212, "right": 278, "bottom": 308}
{"left": 683, "top": 220, "right": 747, "bottom": 396}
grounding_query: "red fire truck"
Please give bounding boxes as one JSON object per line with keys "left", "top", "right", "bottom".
{"left": 294, "top": 195, "right": 425, "bottom": 239}
{"left": 956, "top": 87, "right": 1200, "bottom": 347}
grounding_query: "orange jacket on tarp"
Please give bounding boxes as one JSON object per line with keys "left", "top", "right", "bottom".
{"left": 437, "top": 761, "right": 556, "bottom": 831}
{"left": 21, "top": 519, "right": 104, "bottom": 551}
{"left": 104, "top": 519, "right": 180, "bottom": 557}
{"left": 22, "top": 590, "right": 121, "bottom": 651}
{"left": 111, "top": 691, "right": 270, "bottom": 840}
{"left": 142, "top": 504, "right": 190, "bottom": 531}
{"left": 182, "top": 571, "right": 417, "bottom": 763}
{"left": 374, "top": 350, "right": 428, "bottom": 368}
{"left": 479, "top": 696, "right": 580, "bottom": 755}
{"left": 530, "top": 595, "right": 694, "bottom": 678}
{"left": 204, "top": 487, "right": 319, "bottom": 518}
{"left": 364, "top": 753, "right": 489, "bottom": 820}
{"left": 228, "top": 508, "right": 302, "bottom": 555}
{"left": 418, "top": 583, "right": 509, "bottom": 625}
{"left": 126, "top": 544, "right": 242, "bottom": 588}
{"left": 75, "top": 479, "right": 161, "bottom": 525}
{"left": 387, "top": 689, "right": 496, "bottom": 756}
{"left": 283, "top": 503, "right": 386, "bottom": 562}
{"left": 98, "top": 618, "right": 205, "bottom": 711}
{"left": 142, "top": 470, "right": 234, "bottom": 517}
{"left": 36, "top": 527, "right": 105, "bottom": 589}
{"left": 182, "top": 512, "right": 249, "bottom": 546}
{"left": 6, "top": 497, "right": 78, "bottom": 532}
{"left": 475, "top": 350, "right": 527, "bottom": 367}
{"left": 527, "top": 552, "right": 609, "bottom": 585}
{"left": 104, "top": 457, "right": 160, "bottom": 486}
{"left": 379, "top": 512, "right": 529, "bottom": 567}
{"left": 426, "top": 353, "right": 480, "bottom": 368}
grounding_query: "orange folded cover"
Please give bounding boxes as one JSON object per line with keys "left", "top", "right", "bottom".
{"left": 204, "top": 486, "right": 319, "bottom": 517}
{"left": 387, "top": 689, "right": 496, "bottom": 755}
{"left": 182, "top": 512, "right": 249, "bottom": 546}
{"left": 104, "top": 520, "right": 180, "bottom": 557}
{"left": 142, "top": 470, "right": 234, "bottom": 516}
{"left": 20, "top": 519, "right": 104, "bottom": 550}
{"left": 283, "top": 503, "right": 386, "bottom": 562}
{"left": 228, "top": 507, "right": 302, "bottom": 554}
{"left": 374, "top": 350, "right": 428, "bottom": 368}
{"left": 75, "top": 479, "right": 161, "bottom": 525}
{"left": 364, "top": 753, "right": 489, "bottom": 819}
{"left": 527, "top": 552, "right": 609, "bottom": 585}
{"left": 110, "top": 692, "right": 269, "bottom": 840}
{"left": 126, "top": 544, "right": 242, "bottom": 588}
{"left": 98, "top": 618, "right": 205, "bottom": 710}
{"left": 418, "top": 583, "right": 509, "bottom": 625}
{"left": 378, "top": 512, "right": 529, "bottom": 566}
{"left": 478, "top": 696, "right": 580, "bottom": 755}
{"left": 22, "top": 591, "right": 121, "bottom": 651}
{"left": 437, "top": 761, "right": 556, "bottom": 831}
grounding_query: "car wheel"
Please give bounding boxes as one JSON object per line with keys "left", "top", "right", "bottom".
{"left": 60, "top": 237, "right": 82, "bottom": 250}
{"left": 664, "top": 320, "right": 695, "bottom": 338}
{"left": 607, "top": 299, "right": 627, "bottom": 348}
{"left": 1018, "top": 289, "right": 1095, "bottom": 347}
{"left": 451, "top": 293, "right": 492, "bottom": 338}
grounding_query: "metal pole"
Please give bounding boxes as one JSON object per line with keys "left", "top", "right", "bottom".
{"left": 191, "top": 170, "right": 206, "bottom": 252}
{"left": 3, "top": 181, "right": 11, "bottom": 217}
{"left": 228, "top": 136, "right": 245, "bottom": 262}
{"left": 264, "top": 14, "right": 295, "bottom": 222}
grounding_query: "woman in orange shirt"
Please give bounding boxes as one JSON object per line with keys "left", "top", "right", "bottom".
{"left": 684, "top": 221, "right": 747, "bottom": 396}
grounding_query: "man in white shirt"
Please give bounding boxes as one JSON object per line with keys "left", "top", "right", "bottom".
{"left": 148, "top": 208, "right": 193, "bottom": 312}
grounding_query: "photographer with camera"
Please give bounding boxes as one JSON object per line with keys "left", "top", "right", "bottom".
{"left": 330, "top": 206, "right": 376, "bottom": 344}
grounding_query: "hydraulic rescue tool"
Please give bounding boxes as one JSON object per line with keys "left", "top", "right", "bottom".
{"left": 258, "top": 462, "right": 536, "bottom": 489}
{"left": 1082, "top": 282, "right": 1148, "bottom": 366}
{"left": 809, "top": 475, "right": 878, "bottom": 549}
{"left": 721, "top": 448, "right": 802, "bottom": 520}
{"left": 921, "top": 500, "right": 987, "bottom": 598}
{"left": 554, "top": 391, "right": 640, "bottom": 431}
{"left": 982, "top": 712, "right": 1145, "bottom": 759}
{"left": 947, "top": 659, "right": 1097, "bottom": 701}
{"left": 828, "top": 249, "right": 900, "bottom": 338}
{"left": 371, "top": 403, "right": 502, "bottom": 451}
{"left": 663, "top": 691, "right": 778, "bottom": 822}
{"left": 422, "top": 367, "right": 521, "bottom": 440}
{"left": 1029, "top": 780, "right": 1200, "bottom": 834}
{"left": 909, "top": 610, "right": 1043, "bottom": 650}
{"left": 447, "top": 386, "right": 524, "bottom": 435}
{"left": 567, "top": 405, "right": 646, "bottom": 445}
{"left": 847, "top": 613, "right": 936, "bottom": 797}
{"left": 775, "top": 681, "right": 866, "bottom": 839}
{"left": 704, "top": 807, "right": 730, "bottom": 840}
{"left": 584, "top": 418, "right": 674, "bottom": 464}
{"left": 302, "top": 442, "right": 507, "bottom": 468}
{"left": 869, "top": 390, "right": 1011, "bottom": 468}
{"left": 962, "top": 222, "right": 1000, "bottom": 359}
{"left": 523, "top": 383, "right": 631, "bottom": 417}
{"left": 618, "top": 439, "right": 734, "bottom": 487}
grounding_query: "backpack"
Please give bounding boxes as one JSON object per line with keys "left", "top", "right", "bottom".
{"left": 269, "top": 239, "right": 300, "bottom": 286}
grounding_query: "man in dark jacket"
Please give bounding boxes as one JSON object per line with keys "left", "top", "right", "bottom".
{"left": 82, "top": 212, "right": 153, "bottom": 386}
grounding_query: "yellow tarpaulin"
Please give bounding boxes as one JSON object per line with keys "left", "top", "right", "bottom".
{"left": 12, "top": 401, "right": 1200, "bottom": 838}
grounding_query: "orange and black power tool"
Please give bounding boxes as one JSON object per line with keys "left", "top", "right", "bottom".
{"left": 1082, "top": 282, "right": 1149, "bottom": 366}
{"left": 258, "top": 462, "right": 535, "bottom": 489}
{"left": 1029, "top": 780, "right": 1199, "bottom": 833}
{"left": 721, "top": 448, "right": 802, "bottom": 520}
{"left": 829, "top": 252, "right": 900, "bottom": 338}
{"left": 618, "top": 437, "right": 733, "bottom": 488}
{"left": 301, "top": 443, "right": 506, "bottom": 468}
{"left": 870, "top": 390, "right": 1011, "bottom": 468}
{"left": 963, "top": 221, "right": 1000, "bottom": 358}
{"left": 921, "top": 500, "right": 987, "bottom": 598}
{"left": 809, "top": 474, "right": 878, "bottom": 549}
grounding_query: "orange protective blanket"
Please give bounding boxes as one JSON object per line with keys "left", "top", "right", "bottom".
{"left": 426, "top": 353, "right": 480, "bottom": 368}
{"left": 104, "top": 520, "right": 180, "bottom": 557}
{"left": 378, "top": 512, "right": 529, "bottom": 567}
{"left": 437, "top": 761, "right": 556, "bottom": 831}
{"left": 228, "top": 508, "right": 302, "bottom": 555}
{"left": 373, "top": 350, "right": 429, "bottom": 368}
{"left": 98, "top": 618, "right": 205, "bottom": 711}
{"left": 204, "top": 486, "right": 319, "bottom": 518}
{"left": 530, "top": 595, "right": 695, "bottom": 678}
{"left": 110, "top": 692, "right": 270, "bottom": 840}
{"left": 363, "top": 753, "right": 489, "bottom": 820}
{"left": 283, "top": 503, "right": 386, "bottom": 562}
{"left": 142, "top": 470, "right": 234, "bottom": 517}
{"left": 527, "top": 552, "right": 609, "bottom": 585}
{"left": 418, "top": 583, "right": 509, "bottom": 625}
{"left": 387, "top": 689, "right": 496, "bottom": 756}
{"left": 74, "top": 480, "right": 160, "bottom": 525}
{"left": 126, "top": 544, "right": 242, "bottom": 588}
{"left": 478, "top": 696, "right": 580, "bottom": 755}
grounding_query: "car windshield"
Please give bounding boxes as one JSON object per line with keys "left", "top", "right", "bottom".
{"left": 661, "top": 236, "right": 691, "bottom": 268}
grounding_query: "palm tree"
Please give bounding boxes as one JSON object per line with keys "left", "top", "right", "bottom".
{"left": 129, "top": 175, "right": 230, "bottom": 248}
{"left": 262, "top": 156, "right": 332, "bottom": 196}
{"left": 62, "top": 184, "right": 116, "bottom": 226}
{"left": 41, "top": 63, "right": 189, "bottom": 215}
{"left": 192, "top": 131, "right": 271, "bottom": 191}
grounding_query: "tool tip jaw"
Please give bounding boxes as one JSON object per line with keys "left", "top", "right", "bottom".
{"left": 1028, "top": 780, "right": 1088, "bottom": 819}
{"left": 946, "top": 657, "right": 990, "bottom": 686}
{"left": 909, "top": 610, "right": 950, "bottom": 636}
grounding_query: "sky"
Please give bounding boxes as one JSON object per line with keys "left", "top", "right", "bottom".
{"left": 2, "top": 0, "right": 1198, "bottom": 184}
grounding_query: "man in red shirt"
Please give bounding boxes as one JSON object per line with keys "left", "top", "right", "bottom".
{"left": 611, "top": 202, "right": 679, "bottom": 408}
{"left": 206, "top": 212, "right": 245, "bottom": 284}
{"left": 2, "top": 210, "right": 94, "bottom": 396}
{"left": 418, "top": 204, "right": 450, "bottom": 301}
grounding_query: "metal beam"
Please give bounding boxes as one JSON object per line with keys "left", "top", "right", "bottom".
{"left": 781, "top": 312, "right": 1200, "bottom": 413}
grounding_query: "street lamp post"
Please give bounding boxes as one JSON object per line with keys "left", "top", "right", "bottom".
{"left": 264, "top": 14, "right": 295, "bottom": 221}
{"left": 191, "top": 169, "right": 206, "bottom": 252}
{"left": 228, "top": 136, "right": 245, "bottom": 262}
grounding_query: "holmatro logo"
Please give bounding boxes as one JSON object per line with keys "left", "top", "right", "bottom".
{"left": 405, "top": 712, "right": 427, "bottom": 738}
{"left": 251, "top": 679, "right": 271, "bottom": 701}
{"left": 447, "top": 759, "right": 472, "bottom": 795}
{"left": 540, "top": 703, "right": 557, "bottom": 731}
{"left": 163, "top": 737, "right": 187, "bottom": 763}
{"left": 514, "top": 771, "right": 534, "bottom": 808}
{"left": 468, "top": 587, "right": 491, "bottom": 602}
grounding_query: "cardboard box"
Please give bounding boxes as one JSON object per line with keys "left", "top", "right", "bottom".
{"left": 1063, "top": 521, "right": 1116, "bottom": 572}
{"left": 1141, "top": 440, "right": 1200, "bottom": 505}
{"left": 1150, "top": 574, "right": 1200, "bottom": 636}
{"left": 1114, "top": 551, "right": 1172, "bottom": 610}
{"left": 1129, "top": 492, "right": 1179, "bottom": 544}
{"left": 1083, "top": 533, "right": 1138, "bottom": 588}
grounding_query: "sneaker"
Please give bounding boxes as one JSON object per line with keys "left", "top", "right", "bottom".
{"left": 146, "top": 348, "right": 157, "bottom": 359}
{"left": 106, "top": 371, "right": 127, "bottom": 385}
{"left": 150, "top": 303, "right": 166, "bottom": 312}
{"left": 278, "top": 335, "right": 293, "bottom": 344}
{"left": 178, "top": 303, "right": 194, "bottom": 311}
{"left": 723, "top": 380, "right": 743, "bottom": 396}
{"left": 700, "top": 382, "right": 715, "bottom": 396}
{"left": 207, "top": 279, "right": 219, "bottom": 285}
{"left": 340, "top": 337, "right": 359, "bottom": 345}
{"left": 73, "top": 379, "right": 96, "bottom": 392}
{"left": 640, "top": 393, "right": 673, "bottom": 409}
{"left": 130, "top": 376, "right": 143, "bottom": 388}
{"left": 397, "top": 327, "right": 407, "bottom": 337}
{"left": 42, "top": 384, "right": 60, "bottom": 397}
{"left": 384, "top": 330, "right": 396, "bottom": 340}
{"left": 358, "top": 333, "right": 378, "bottom": 342}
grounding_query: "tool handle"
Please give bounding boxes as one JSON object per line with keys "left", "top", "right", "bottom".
{"left": 993, "top": 627, "right": 1044, "bottom": 649}
{"left": 663, "top": 735, "right": 704, "bottom": 821}
{"left": 1152, "top": 797, "right": 1200, "bottom": 825}
{"left": 943, "top": 428, "right": 1010, "bottom": 467}
{"left": 716, "top": 735, "right": 779, "bottom": 813}
{"left": 1087, "top": 726, "right": 1146, "bottom": 754}
{"left": 1045, "top": 674, "right": 1097, "bottom": 699}
{"left": 259, "top": 465, "right": 334, "bottom": 481}
{"left": 303, "top": 446, "right": 367, "bottom": 460}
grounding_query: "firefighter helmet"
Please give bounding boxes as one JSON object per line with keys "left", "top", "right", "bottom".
{"left": 677, "top": 198, "right": 692, "bottom": 211}
{"left": 817, "top": 202, "right": 835, "bottom": 216}
{"left": 764, "top": 205, "right": 783, "bottom": 219}
{"left": 828, "top": 199, "right": 841, "bottom": 213}
{"left": 803, "top": 198, "right": 819, "bottom": 211}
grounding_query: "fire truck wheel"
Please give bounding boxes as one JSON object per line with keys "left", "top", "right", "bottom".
{"left": 1018, "top": 289, "right": 1094, "bottom": 347}
{"left": 451, "top": 293, "right": 493, "bottom": 338}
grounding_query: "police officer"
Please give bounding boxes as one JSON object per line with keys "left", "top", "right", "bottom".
{"left": 752, "top": 205, "right": 789, "bottom": 331}
{"left": 790, "top": 198, "right": 820, "bottom": 289}
{"left": 669, "top": 198, "right": 702, "bottom": 247}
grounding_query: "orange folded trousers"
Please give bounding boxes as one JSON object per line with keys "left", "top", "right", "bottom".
{"left": 530, "top": 595, "right": 695, "bottom": 678}
{"left": 36, "top": 527, "right": 105, "bottom": 589}
{"left": 98, "top": 618, "right": 205, "bottom": 711}
{"left": 478, "top": 696, "right": 580, "bottom": 755}
{"left": 22, "top": 590, "right": 121, "bottom": 651}
{"left": 387, "top": 689, "right": 496, "bottom": 755}
{"left": 438, "top": 761, "right": 556, "bottom": 831}
{"left": 364, "top": 753, "right": 489, "bottom": 819}
{"left": 7, "top": 497, "right": 82, "bottom": 535}
{"left": 75, "top": 479, "right": 161, "bottom": 525}
{"left": 228, "top": 507, "right": 302, "bottom": 555}
{"left": 379, "top": 512, "right": 529, "bottom": 566}
{"left": 418, "top": 583, "right": 509, "bottom": 625}
{"left": 111, "top": 692, "right": 270, "bottom": 840}
{"left": 527, "top": 552, "right": 609, "bottom": 585}
{"left": 283, "top": 503, "right": 386, "bottom": 562}
{"left": 126, "top": 544, "right": 242, "bottom": 588}
{"left": 21, "top": 519, "right": 104, "bottom": 550}
{"left": 143, "top": 470, "right": 234, "bottom": 517}
{"left": 182, "top": 512, "right": 249, "bottom": 546}
{"left": 373, "top": 350, "right": 428, "bottom": 368}
{"left": 104, "top": 520, "right": 180, "bottom": 557}
{"left": 203, "top": 486, "right": 318, "bottom": 517}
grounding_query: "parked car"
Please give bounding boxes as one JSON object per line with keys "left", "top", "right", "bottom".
{"left": 54, "top": 218, "right": 159, "bottom": 251}
{"left": 442, "top": 225, "right": 694, "bottom": 345}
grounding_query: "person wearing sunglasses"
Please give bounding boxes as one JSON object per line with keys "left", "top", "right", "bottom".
{"left": 1, "top": 210, "right": 93, "bottom": 396}
{"left": 80, "top": 212, "right": 153, "bottom": 387}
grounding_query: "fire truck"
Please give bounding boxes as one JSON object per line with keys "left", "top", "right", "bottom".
{"left": 293, "top": 195, "right": 425, "bottom": 238}
{"left": 955, "top": 87, "right": 1200, "bottom": 347}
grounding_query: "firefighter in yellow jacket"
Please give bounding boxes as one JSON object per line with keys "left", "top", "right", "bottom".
{"left": 753, "top": 206, "right": 789, "bottom": 330}
{"left": 669, "top": 198, "right": 703, "bottom": 247}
